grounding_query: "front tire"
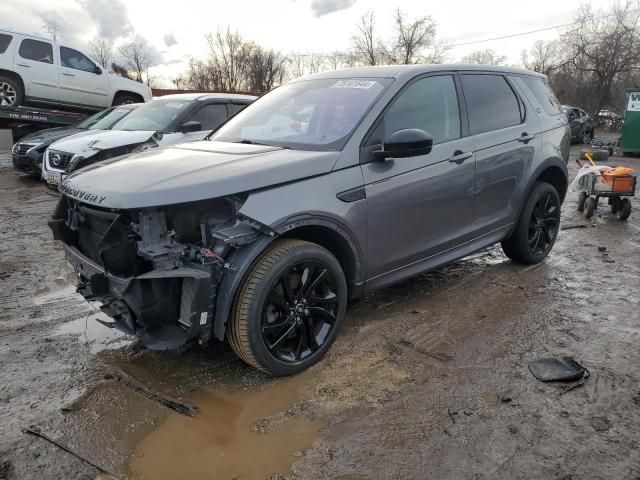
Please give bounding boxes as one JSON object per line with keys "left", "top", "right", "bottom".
{"left": 617, "top": 198, "right": 631, "bottom": 220}
{"left": 501, "top": 182, "right": 561, "bottom": 265}
{"left": 228, "top": 239, "right": 347, "bottom": 376}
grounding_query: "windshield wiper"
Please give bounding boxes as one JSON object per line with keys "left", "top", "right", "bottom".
{"left": 236, "top": 139, "right": 289, "bottom": 149}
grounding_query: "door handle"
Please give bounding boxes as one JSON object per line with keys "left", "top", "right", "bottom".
{"left": 16, "top": 63, "right": 31, "bottom": 67}
{"left": 62, "top": 72, "right": 75, "bottom": 76}
{"left": 518, "top": 132, "right": 535, "bottom": 143}
{"left": 448, "top": 150, "right": 472, "bottom": 163}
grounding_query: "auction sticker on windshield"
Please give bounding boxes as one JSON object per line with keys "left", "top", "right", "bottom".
{"left": 332, "top": 80, "right": 378, "bottom": 89}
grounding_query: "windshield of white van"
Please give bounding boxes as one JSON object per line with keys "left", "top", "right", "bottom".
{"left": 112, "top": 99, "right": 193, "bottom": 132}
{"left": 212, "top": 78, "right": 390, "bottom": 150}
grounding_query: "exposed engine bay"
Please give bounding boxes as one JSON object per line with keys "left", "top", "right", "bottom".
{"left": 48, "top": 196, "right": 275, "bottom": 349}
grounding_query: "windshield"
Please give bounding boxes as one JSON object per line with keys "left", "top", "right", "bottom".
{"left": 212, "top": 78, "right": 390, "bottom": 150}
{"left": 112, "top": 99, "right": 193, "bottom": 132}
{"left": 87, "top": 107, "right": 135, "bottom": 130}
{"left": 76, "top": 108, "right": 115, "bottom": 129}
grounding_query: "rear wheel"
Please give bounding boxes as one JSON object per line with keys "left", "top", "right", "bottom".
{"left": 0, "top": 75, "right": 23, "bottom": 108}
{"left": 501, "top": 182, "right": 561, "bottom": 265}
{"left": 228, "top": 239, "right": 347, "bottom": 376}
{"left": 617, "top": 198, "right": 631, "bottom": 220}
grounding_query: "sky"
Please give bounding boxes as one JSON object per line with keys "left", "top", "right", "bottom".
{"left": 1, "top": 0, "right": 619, "bottom": 87}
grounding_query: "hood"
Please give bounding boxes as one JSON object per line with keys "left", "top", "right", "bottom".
{"left": 19, "top": 126, "right": 83, "bottom": 146}
{"left": 49, "top": 129, "right": 155, "bottom": 158}
{"left": 60, "top": 141, "right": 340, "bottom": 209}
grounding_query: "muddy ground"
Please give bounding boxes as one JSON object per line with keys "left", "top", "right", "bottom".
{"left": 0, "top": 140, "right": 639, "bottom": 480}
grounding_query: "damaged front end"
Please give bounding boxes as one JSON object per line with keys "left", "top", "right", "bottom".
{"left": 48, "top": 196, "right": 274, "bottom": 349}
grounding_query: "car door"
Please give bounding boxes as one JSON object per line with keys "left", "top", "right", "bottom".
{"left": 361, "top": 74, "right": 476, "bottom": 280}
{"left": 59, "top": 47, "right": 109, "bottom": 108}
{"left": 14, "top": 38, "right": 58, "bottom": 102}
{"left": 569, "top": 108, "right": 582, "bottom": 138}
{"left": 460, "top": 73, "right": 540, "bottom": 236}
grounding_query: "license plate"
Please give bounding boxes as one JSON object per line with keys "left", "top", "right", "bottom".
{"left": 46, "top": 172, "right": 62, "bottom": 186}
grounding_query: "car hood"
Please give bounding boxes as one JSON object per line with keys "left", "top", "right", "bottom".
{"left": 60, "top": 141, "right": 340, "bottom": 209}
{"left": 19, "top": 127, "right": 84, "bottom": 146}
{"left": 49, "top": 129, "right": 155, "bottom": 158}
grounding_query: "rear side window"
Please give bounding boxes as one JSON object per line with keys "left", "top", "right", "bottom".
{"left": 60, "top": 47, "right": 96, "bottom": 73}
{"left": 521, "top": 76, "right": 562, "bottom": 116}
{"left": 382, "top": 75, "right": 461, "bottom": 144}
{"left": 19, "top": 39, "right": 53, "bottom": 64}
{"left": 188, "top": 104, "right": 228, "bottom": 130}
{"left": 0, "top": 34, "right": 12, "bottom": 54}
{"left": 461, "top": 74, "right": 522, "bottom": 135}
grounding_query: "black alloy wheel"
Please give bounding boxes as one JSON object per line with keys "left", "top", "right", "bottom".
{"left": 528, "top": 192, "right": 560, "bottom": 256}
{"left": 501, "top": 182, "right": 561, "bottom": 264}
{"left": 261, "top": 261, "right": 339, "bottom": 363}
{"left": 228, "top": 239, "right": 347, "bottom": 376}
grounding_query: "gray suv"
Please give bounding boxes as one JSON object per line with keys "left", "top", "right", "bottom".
{"left": 49, "top": 65, "right": 570, "bottom": 376}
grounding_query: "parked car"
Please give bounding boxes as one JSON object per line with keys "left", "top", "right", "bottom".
{"left": 0, "top": 30, "right": 151, "bottom": 110}
{"left": 42, "top": 93, "right": 255, "bottom": 192}
{"left": 12, "top": 103, "right": 140, "bottom": 177}
{"left": 50, "top": 65, "right": 570, "bottom": 376}
{"left": 562, "top": 105, "right": 594, "bottom": 144}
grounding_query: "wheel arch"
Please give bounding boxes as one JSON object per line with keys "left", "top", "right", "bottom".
{"left": 535, "top": 164, "right": 568, "bottom": 203}
{"left": 112, "top": 90, "right": 144, "bottom": 105}
{"left": 213, "top": 217, "right": 365, "bottom": 341}
{"left": 0, "top": 69, "right": 25, "bottom": 95}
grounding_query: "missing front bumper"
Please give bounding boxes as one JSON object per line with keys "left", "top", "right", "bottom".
{"left": 63, "top": 244, "right": 214, "bottom": 349}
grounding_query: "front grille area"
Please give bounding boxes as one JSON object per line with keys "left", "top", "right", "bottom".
{"left": 48, "top": 150, "right": 74, "bottom": 171}
{"left": 73, "top": 204, "right": 150, "bottom": 277}
{"left": 12, "top": 143, "right": 37, "bottom": 155}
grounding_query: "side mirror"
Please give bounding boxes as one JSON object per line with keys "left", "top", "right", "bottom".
{"left": 94, "top": 65, "right": 102, "bottom": 75}
{"left": 179, "top": 121, "right": 202, "bottom": 133}
{"left": 568, "top": 112, "right": 576, "bottom": 121}
{"left": 374, "top": 129, "right": 433, "bottom": 160}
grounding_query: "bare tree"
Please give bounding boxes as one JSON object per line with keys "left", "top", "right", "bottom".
{"left": 111, "top": 62, "right": 131, "bottom": 80}
{"left": 205, "top": 28, "right": 250, "bottom": 92}
{"left": 460, "top": 48, "right": 507, "bottom": 65}
{"left": 392, "top": 8, "right": 436, "bottom": 64}
{"left": 521, "top": 40, "right": 564, "bottom": 76}
{"left": 42, "top": 18, "right": 61, "bottom": 42}
{"left": 245, "top": 44, "right": 287, "bottom": 92}
{"left": 119, "top": 41, "right": 153, "bottom": 83}
{"left": 559, "top": 0, "right": 640, "bottom": 116}
{"left": 421, "top": 40, "right": 451, "bottom": 64}
{"left": 352, "top": 10, "right": 379, "bottom": 66}
{"left": 88, "top": 38, "right": 114, "bottom": 69}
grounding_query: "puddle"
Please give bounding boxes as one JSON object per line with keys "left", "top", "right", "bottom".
{"left": 52, "top": 313, "right": 132, "bottom": 354}
{"left": 128, "top": 377, "right": 323, "bottom": 480}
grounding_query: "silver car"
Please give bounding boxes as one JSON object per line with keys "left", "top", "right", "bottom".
{"left": 50, "top": 65, "right": 570, "bottom": 376}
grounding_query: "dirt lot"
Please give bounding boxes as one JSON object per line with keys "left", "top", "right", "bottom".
{"left": 1, "top": 141, "right": 639, "bottom": 480}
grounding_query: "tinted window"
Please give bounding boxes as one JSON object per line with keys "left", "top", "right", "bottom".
{"left": 228, "top": 103, "right": 248, "bottom": 115}
{"left": 0, "top": 34, "right": 12, "bottom": 54}
{"left": 462, "top": 74, "right": 522, "bottom": 134}
{"left": 188, "top": 104, "right": 228, "bottom": 130}
{"left": 60, "top": 47, "right": 96, "bottom": 73}
{"left": 521, "top": 76, "right": 562, "bottom": 116}
{"left": 381, "top": 75, "right": 461, "bottom": 144}
{"left": 19, "top": 39, "right": 53, "bottom": 64}
{"left": 112, "top": 99, "right": 194, "bottom": 132}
